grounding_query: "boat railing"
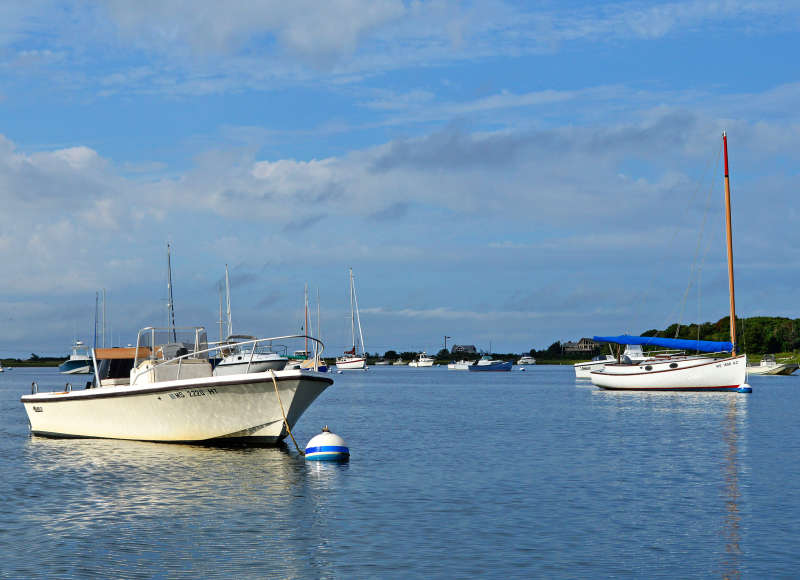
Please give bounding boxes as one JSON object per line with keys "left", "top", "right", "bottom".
{"left": 130, "top": 334, "right": 325, "bottom": 384}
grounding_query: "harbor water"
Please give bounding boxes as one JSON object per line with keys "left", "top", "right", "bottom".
{"left": 2, "top": 365, "right": 799, "bottom": 577}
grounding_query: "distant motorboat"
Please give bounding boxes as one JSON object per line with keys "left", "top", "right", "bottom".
{"left": 408, "top": 352, "right": 435, "bottom": 367}
{"left": 373, "top": 359, "right": 391, "bottom": 365}
{"left": 467, "top": 356, "right": 512, "bottom": 372}
{"left": 392, "top": 358, "right": 407, "bottom": 366}
{"left": 213, "top": 335, "right": 289, "bottom": 375}
{"left": 516, "top": 356, "right": 536, "bottom": 366}
{"left": 58, "top": 339, "right": 92, "bottom": 374}
{"left": 447, "top": 360, "right": 472, "bottom": 370}
{"left": 746, "top": 354, "right": 798, "bottom": 376}
{"left": 574, "top": 345, "right": 648, "bottom": 379}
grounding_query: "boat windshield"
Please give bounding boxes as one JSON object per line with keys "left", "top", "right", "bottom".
{"left": 135, "top": 327, "right": 209, "bottom": 365}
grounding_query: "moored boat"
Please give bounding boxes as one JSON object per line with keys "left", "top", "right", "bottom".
{"left": 516, "top": 356, "right": 536, "bottom": 366}
{"left": 408, "top": 352, "right": 435, "bottom": 367}
{"left": 447, "top": 359, "right": 472, "bottom": 370}
{"left": 467, "top": 356, "right": 512, "bottom": 372}
{"left": 590, "top": 133, "right": 748, "bottom": 392}
{"left": 58, "top": 339, "right": 92, "bottom": 374}
{"left": 746, "top": 354, "right": 799, "bottom": 376}
{"left": 21, "top": 326, "right": 332, "bottom": 443}
{"left": 336, "top": 268, "right": 368, "bottom": 370}
{"left": 213, "top": 334, "right": 289, "bottom": 375}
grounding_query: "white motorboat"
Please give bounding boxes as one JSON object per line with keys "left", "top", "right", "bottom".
{"left": 392, "top": 358, "right": 407, "bottom": 366}
{"left": 447, "top": 359, "right": 472, "bottom": 370}
{"left": 21, "top": 326, "right": 332, "bottom": 443}
{"left": 746, "top": 354, "right": 799, "bottom": 376}
{"left": 336, "top": 268, "right": 368, "bottom": 370}
{"left": 574, "top": 345, "right": 648, "bottom": 379}
{"left": 58, "top": 339, "right": 92, "bottom": 374}
{"left": 591, "top": 133, "right": 748, "bottom": 392}
{"left": 516, "top": 356, "right": 536, "bottom": 366}
{"left": 213, "top": 335, "right": 288, "bottom": 375}
{"left": 408, "top": 352, "right": 435, "bottom": 367}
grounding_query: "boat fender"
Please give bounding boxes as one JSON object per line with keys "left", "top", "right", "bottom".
{"left": 737, "top": 384, "right": 752, "bottom": 393}
{"left": 305, "top": 426, "right": 350, "bottom": 462}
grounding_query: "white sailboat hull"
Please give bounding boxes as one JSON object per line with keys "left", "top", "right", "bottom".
{"left": 591, "top": 355, "right": 747, "bottom": 390}
{"left": 336, "top": 356, "right": 367, "bottom": 370}
{"left": 21, "top": 369, "right": 332, "bottom": 443}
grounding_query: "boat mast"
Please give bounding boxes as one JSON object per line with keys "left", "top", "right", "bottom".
{"left": 723, "top": 131, "right": 737, "bottom": 355}
{"left": 225, "top": 264, "right": 233, "bottom": 337}
{"left": 349, "top": 268, "right": 356, "bottom": 353}
{"left": 166, "top": 243, "right": 176, "bottom": 342}
{"left": 304, "top": 283, "right": 309, "bottom": 356}
{"left": 93, "top": 291, "right": 98, "bottom": 349}
{"left": 316, "top": 288, "right": 321, "bottom": 360}
{"left": 218, "top": 285, "right": 224, "bottom": 345}
{"left": 352, "top": 271, "right": 366, "bottom": 357}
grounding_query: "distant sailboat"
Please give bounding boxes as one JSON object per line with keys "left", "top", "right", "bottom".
{"left": 336, "top": 268, "right": 367, "bottom": 370}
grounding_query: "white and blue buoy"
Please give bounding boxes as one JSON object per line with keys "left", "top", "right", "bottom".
{"left": 737, "top": 384, "right": 752, "bottom": 393}
{"left": 305, "top": 426, "right": 350, "bottom": 461}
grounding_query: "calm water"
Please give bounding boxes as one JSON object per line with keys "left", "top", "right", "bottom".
{"left": 1, "top": 365, "right": 799, "bottom": 578}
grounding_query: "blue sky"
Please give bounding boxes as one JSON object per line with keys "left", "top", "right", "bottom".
{"left": 1, "top": 0, "right": 800, "bottom": 357}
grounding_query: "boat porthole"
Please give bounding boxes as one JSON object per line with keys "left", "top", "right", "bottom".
{"left": 645, "top": 365, "right": 653, "bottom": 371}
{"left": 670, "top": 363, "right": 678, "bottom": 369}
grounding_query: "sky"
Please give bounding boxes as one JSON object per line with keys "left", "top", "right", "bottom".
{"left": 1, "top": 0, "right": 799, "bottom": 357}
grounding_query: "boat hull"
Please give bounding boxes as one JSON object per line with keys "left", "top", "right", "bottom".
{"left": 590, "top": 355, "right": 747, "bottom": 390}
{"left": 20, "top": 369, "right": 332, "bottom": 443}
{"left": 336, "top": 357, "right": 367, "bottom": 370}
{"left": 58, "top": 359, "right": 92, "bottom": 374}
{"left": 468, "top": 361, "right": 512, "bottom": 372}
{"left": 746, "top": 363, "right": 798, "bottom": 376}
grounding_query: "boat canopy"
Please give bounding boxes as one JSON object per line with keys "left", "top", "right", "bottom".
{"left": 592, "top": 335, "right": 732, "bottom": 353}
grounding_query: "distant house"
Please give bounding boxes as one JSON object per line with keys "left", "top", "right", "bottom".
{"left": 563, "top": 338, "right": 598, "bottom": 353}
{"left": 451, "top": 344, "right": 477, "bottom": 354}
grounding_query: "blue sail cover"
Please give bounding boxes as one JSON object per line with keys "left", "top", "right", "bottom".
{"left": 592, "top": 335, "right": 732, "bottom": 353}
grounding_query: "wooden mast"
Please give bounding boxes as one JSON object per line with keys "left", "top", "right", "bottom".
{"left": 723, "top": 131, "right": 737, "bottom": 355}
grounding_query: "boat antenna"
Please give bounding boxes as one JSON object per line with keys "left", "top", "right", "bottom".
{"left": 93, "top": 291, "right": 98, "bottom": 349}
{"left": 723, "top": 131, "right": 737, "bottom": 355}
{"left": 225, "top": 264, "right": 233, "bottom": 337}
{"left": 167, "top": 243, "right": 177, "bottom": 342}
{"left": 304, "top": 283, "right": 309, "bottom": 356}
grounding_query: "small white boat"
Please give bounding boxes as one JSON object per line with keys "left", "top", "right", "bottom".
{"left": 392, "top": 358, "right": 407, "bottom": 366}
{"left": 21, "top": 326, "right": 332, "bottom": 443}
{"left": 213, "top": 335, "right": 288, "bottom": 375}
{"left": 58, "top": 339, "right": 92, "bottom": 374}
{"left": 336, "top": 269, "right": 368, "bottom": 370}
{"left": 516, "top": 356, "right": 536, "bottom": 366}
{"left": 373, "top": 360, "right": 391, "bottom": 365}
{"left": 447, "top": 359, "right": 472, "bottom": 370}
{"left": 574, "top": 345, "right": 648, "bottom": 379}
{"left": 408, "top": 352, "right": 435, "bottom": 367}
{"left": 746, "top": 354, "right": 799, "bottom": 376}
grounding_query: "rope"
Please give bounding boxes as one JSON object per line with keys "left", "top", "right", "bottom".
{"left": 270, "top": 369, "right": 305, "bottom": 456}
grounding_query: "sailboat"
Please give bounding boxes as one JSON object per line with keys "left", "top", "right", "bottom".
{"left": 336, "top": 268, "right": 367, "bottom": 370}
{"left": 590, "top": 133, "right": 749, "bottom": 391}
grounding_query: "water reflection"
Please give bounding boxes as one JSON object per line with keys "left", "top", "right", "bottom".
{"left": 18, "top": 436, "right": 347, "bottom": 576}
{"left": 590, "top": 388, "right": 748, "bottom": 578}
{"left": 719, "top": 398, "right": 743, "bottom": 579}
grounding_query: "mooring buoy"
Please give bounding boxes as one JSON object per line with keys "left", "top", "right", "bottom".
{"left": 305, "top": 426, "right": 350, "bottom": 461}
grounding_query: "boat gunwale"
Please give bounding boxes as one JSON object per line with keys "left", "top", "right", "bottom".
{"left": 21, "top": 371, "right": 333, "bottom": 404}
